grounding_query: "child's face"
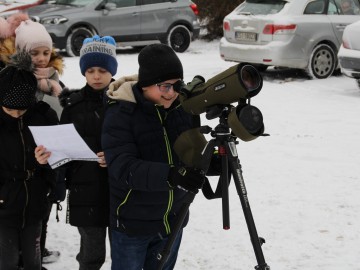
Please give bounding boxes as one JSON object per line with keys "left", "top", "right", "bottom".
{"left": 2, "top": 106, "right": 27, "bottom": 118}
{"left": 85, "top": 67, "right": 112, "bottom": 90}
{"left": 142, "top": 79, "right": 180, "bottom": 109}
{"left": 30, "top": 46, "right": 51, "bottom": 68}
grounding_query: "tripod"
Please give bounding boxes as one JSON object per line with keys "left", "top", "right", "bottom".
{"left": 157, "top": 108, "right": 270, "bottom": 270}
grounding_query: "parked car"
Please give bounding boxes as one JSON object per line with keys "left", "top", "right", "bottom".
{"left": 0, "top": 0, "right": 45, "bottom": 17}
{"left": 219, "top": 0, "right": 360, "bottom": 79}
{"left": 27, "top": 0, "right": 200, "bottom": 56}
{"left": 338, "top": 20, "right": 360, "bottom": 88}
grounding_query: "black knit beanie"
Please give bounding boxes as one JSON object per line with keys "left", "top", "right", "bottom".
{"left": 0, "top": 51, "right": 37, "bottom": 110}
{"left": 138, "top": 44, "right": 183, "bottom": 88}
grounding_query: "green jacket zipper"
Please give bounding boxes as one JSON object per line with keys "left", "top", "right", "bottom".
{"left": 155, "top": 106, "right": 174, "bottom": 235}
{"left": 116, "top": 189, "right": 132, "bottom": 229}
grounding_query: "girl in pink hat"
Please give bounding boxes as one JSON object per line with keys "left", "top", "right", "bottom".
{"left": 15, "top": 19, "right": 64, "bottom": 100}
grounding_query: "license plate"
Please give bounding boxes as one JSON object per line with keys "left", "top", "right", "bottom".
{"left": 235, "top": 32, "right": 257, "bottom": 42}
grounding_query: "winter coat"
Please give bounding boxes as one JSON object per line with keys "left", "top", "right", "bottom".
{"left": 59, "top": 84, "right": 110, "bottom": 227}
{"left": 0, "top": 101, "right": 58, "bottom": 228}
{"left": 101, "top": 75, "right": 198, "bottom": 236}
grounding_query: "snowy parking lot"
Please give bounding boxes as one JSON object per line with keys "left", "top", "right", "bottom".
{"left": 46, "top": 39, "right": 360, "bottom": 270}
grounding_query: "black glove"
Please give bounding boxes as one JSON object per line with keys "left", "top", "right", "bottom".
{"left": 168, "top": 166, "right": 206, "bottom": 194}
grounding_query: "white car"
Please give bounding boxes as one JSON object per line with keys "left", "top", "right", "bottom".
{"left": 220, "top": 0, "right": 360, "bottom": 79}
{"left": 337, "top": 19, "right": 360, "bottom": 88}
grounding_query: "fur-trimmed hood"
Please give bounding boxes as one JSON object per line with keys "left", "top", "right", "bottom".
{"left": 48, "top": 49, "right": 64, "bottom": 75}
{"left": 106, "top": 74, "right": 138, "bottom": 103}
{"left": 0, "top": 37, "right": 16, "bottom": 67}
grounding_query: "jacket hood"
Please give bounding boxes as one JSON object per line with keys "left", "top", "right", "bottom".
{"left": 48, "top": 49, "right": 64, "bottom": 75}
{"left": 106, "top": 74, "right": 138, "bottom": 103}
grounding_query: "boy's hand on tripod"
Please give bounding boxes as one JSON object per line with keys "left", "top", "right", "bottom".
{"left": 168, "top": 166, "right": 206, "bottom": 194}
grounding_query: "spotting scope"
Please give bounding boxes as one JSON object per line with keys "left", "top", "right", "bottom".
{"left": 175, "top": 63, "right": 265, "bottom": 141}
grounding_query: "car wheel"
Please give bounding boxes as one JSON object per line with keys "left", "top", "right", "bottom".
{"left": 307, "top": 44, "right": 336, "bottom": 79}
{"left": 66, "top": 27, "right": 95, "bottom": 57}
{"left": 166, "top": 25, "right": 191, "bottom": 53}
{"left": 357, "top": 79, "right": 360, "bottom": 89}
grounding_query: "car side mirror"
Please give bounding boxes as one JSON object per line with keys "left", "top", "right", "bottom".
{"left": 104, "top": 2, "right": 116, "bottom": 11}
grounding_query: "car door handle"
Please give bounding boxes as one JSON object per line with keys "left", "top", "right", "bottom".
{"left": 336, "top": 24, "right": 347, "bottom": 29}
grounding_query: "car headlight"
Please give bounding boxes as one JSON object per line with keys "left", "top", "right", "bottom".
{"left": 41, "top": 16, "right": 68, "bottom": 25}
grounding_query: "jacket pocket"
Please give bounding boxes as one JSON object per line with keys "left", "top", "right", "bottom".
{"left": 0, "top": 181, "right": 23, "bottom": 210}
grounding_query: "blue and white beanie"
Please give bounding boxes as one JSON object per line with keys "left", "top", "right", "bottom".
{"left": 79, "top": 35, "right": 118, "bottom": 76}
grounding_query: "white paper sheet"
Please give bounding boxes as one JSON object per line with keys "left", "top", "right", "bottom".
{"left": 29, "top": 124, "right": 99, "bottom": 169}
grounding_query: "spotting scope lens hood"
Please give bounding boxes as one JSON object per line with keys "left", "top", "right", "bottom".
{"left": 178, "top": 63, "right": 263, "bottom": 115}
{"left": 240, "top": 64, "right": 262, "bottom": 97}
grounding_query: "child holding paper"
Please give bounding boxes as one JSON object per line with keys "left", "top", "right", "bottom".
{"left": 0, "top": 51, "right": 58, "bottom": 270}
{"left": 37, "top": 35, "right": 118, "bottom": 270}
{"left": 10, "top": 19, "right": 65, "bottom": 267}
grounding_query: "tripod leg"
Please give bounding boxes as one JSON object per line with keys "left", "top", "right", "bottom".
{"left": 226, "top": 141, "right": 270, "bottom": 270}
{"left": 218, "top": 145, "right": 230, "bottom": 230}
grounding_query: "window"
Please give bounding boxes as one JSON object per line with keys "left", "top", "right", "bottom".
{"left": 142, "top": 0, "right": 168, "bottom": 4}
{"left": 328, "top": 0, "right": 340, "bottom": 14}
{"left": 108, "top": 0, "right": 136, "bottom": 8}
{"left": 235, "top": 0, "right": 286, "bottom": 15}
{"left": 334, "top": 0, "right": 360, "bottom": 15}
{"left": 304, "top": 0, "right": 325, "bottom": 14}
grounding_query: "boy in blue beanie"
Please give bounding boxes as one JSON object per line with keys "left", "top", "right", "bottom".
{"left": 37, "top": 35, "right": 118, "bottom": 269}
{"left": 62, "top": 35, "right": 117, "bottom": 270}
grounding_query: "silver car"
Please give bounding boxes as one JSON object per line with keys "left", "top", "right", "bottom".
{"left": 338, "top": 19, "right": 360, "bottom": 88}
{"left": 219, "top": 0, "right": 360, "bottom": 79}
{"left": 27, "top": 0, "right": 200, "bottom": 56}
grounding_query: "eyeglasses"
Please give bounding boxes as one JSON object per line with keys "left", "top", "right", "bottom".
{"left": 156, "top": 80, "right": 183, "bottom": 93}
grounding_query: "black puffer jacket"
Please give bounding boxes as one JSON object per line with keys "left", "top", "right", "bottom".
{"left": 102, "top": 75, "right": 198, "bottom": 236}
{"left": 59, "top": 84, "right": 109, "bottom": 227}
{"left": 0, "top": 101, "right": 58, "bottom": 228}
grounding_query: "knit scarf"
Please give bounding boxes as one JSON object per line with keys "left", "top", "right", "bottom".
{"left": 34, "top": 67, "right": 62, "bottom": 97}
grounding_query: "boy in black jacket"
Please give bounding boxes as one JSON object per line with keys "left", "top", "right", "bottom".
{"left": 37, "top": 35, "right": 117, "bottom": 270}
{"left": 101, "top": 44, "right": 205, "bottom": 270}
{"left": 61, "top": 35, "right": 117, "bottom": 270}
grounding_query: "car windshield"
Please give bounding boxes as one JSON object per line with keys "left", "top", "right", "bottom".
{"left": 47, "top": 0, "right": 94, "bottom": 6}
{"left": 236, "top": 0, "right": 287, "bottom": 15}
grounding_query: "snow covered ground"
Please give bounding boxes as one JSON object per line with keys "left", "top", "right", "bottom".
{"left": 45, "top": 39, "right": 360, "bottom": 270}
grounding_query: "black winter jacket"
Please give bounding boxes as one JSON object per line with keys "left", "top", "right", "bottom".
{"left": 59, "top": 84, "right": 109, "bottom": 227}
{"left": 102, "top": 75, "right": 198, "bottom": 236}
{"left": 0, "top": 102, "right": 58, "bottom": 228}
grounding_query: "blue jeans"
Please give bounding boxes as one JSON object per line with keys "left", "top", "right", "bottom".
{"left": 111, "top": 229, "right": 183, "bottom": 270}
